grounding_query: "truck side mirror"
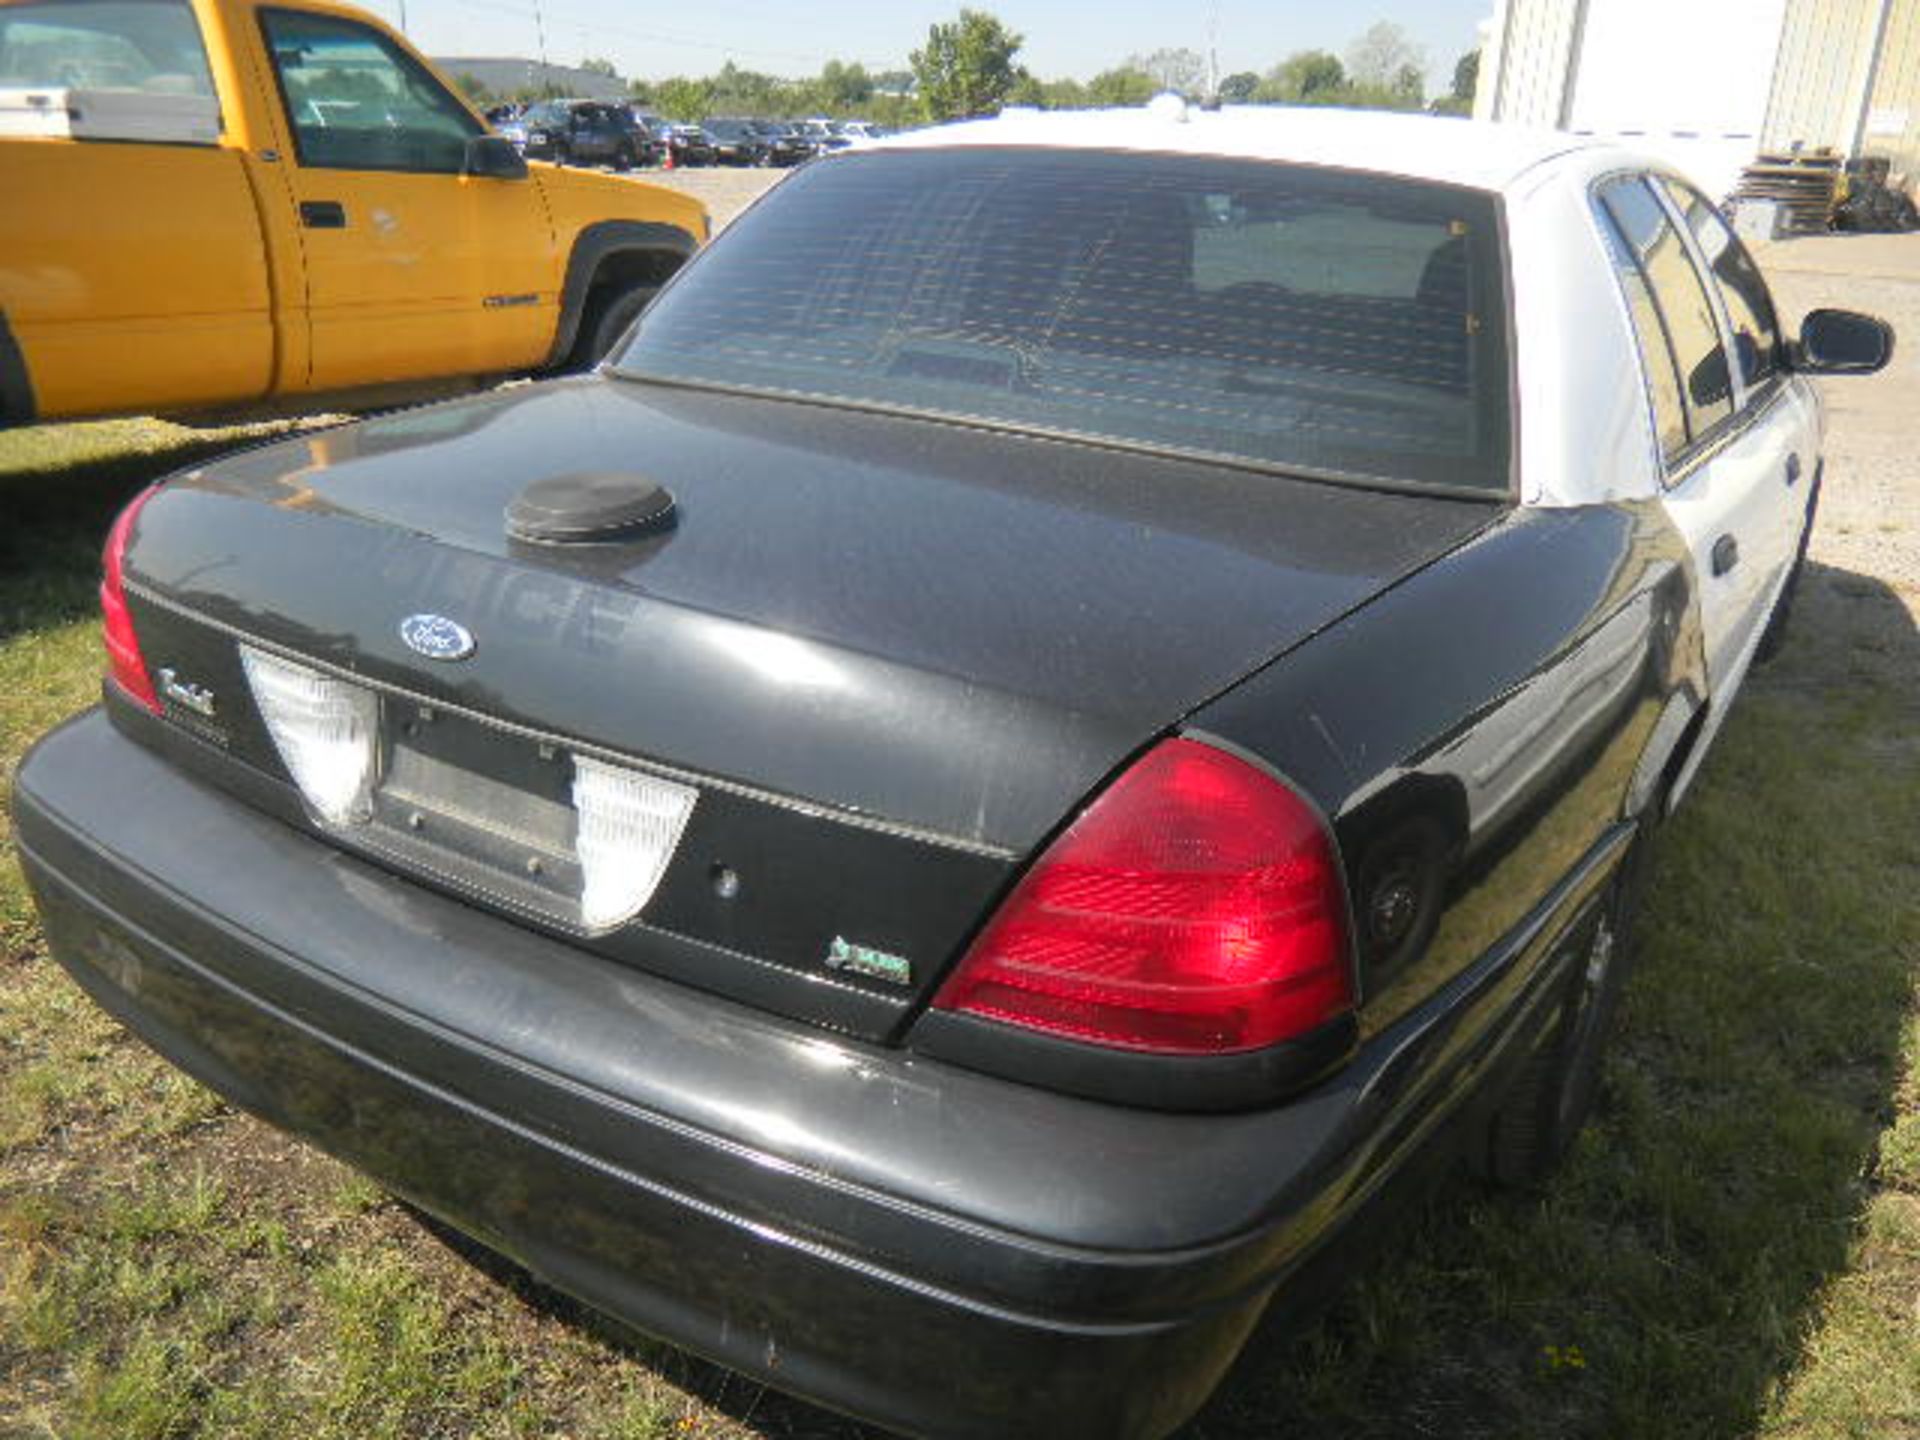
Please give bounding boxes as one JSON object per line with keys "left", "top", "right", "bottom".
{"left": 1796, "top": 308, "right": 1893, "bottom": 375}
{"left": 465, "top": 135, "right": 528, "bottom": 181}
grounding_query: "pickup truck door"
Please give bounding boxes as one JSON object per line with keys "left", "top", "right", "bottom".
{"left": 255, "top": 6, "right": 556, "bottom": 392}
{"left": 1593, "top": 175, "right": 1807, "bottom": 703}
{"left": 0, "top": 0, "right": 272, "bottom": 422}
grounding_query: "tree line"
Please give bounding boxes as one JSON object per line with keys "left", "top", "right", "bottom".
{"left": 455, "top": 10, "right": 1478, "bottom": 125}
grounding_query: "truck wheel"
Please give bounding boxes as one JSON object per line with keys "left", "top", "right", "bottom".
{"left": 570, "top": 282, "right": 656, "bottom": 370}
{"left": 612, "top": 143, "right": 636, "bottom": 172}
{"left": 1480, "top": 835, "right": 1648, "bottom": 1188}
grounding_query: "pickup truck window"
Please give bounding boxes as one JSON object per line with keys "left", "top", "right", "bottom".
{"left": 0, "top": 0, "right": 214, "bottom": 99}
{"left": 260, "top": 7, "right": 477, "bottom": 173}
{"left": 616, "top": 148, "right": 1513, "bottom": 495}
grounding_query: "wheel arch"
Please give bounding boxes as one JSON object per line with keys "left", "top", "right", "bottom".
{"left": 545, "top": 221, "right": 698, "bottom": 371}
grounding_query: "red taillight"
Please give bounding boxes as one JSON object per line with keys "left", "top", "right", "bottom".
{"left": 101, "top": 487, "right": 159, "bottom": 713}
{"left": 934, "top": 738, "right": 1353, "bottom": 1055}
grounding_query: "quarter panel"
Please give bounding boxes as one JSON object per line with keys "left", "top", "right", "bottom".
{"left": 1193, "top": 500, "right": 1703, "bottom": 1032}
{"left": 1505, "top": 159, "right": 1663, "bottom": 506}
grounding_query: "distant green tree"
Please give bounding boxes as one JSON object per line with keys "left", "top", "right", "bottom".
{"left": 579, "top": 55, "right": 617, "bottom": 78}
{"left": 1346, "top": 21, "right": 1422, "bottom": 89}
{"left": 1257, "top": 49, "right": 1344, "bottom": 102}
{"left": 1004, "top": 68, "right": 1044, "bottom": 107}
{"left": 819, "top": 58, "right": 875, "bottom": 110}
{"left": 1391, "top": 61, "right": 1424, "bottom": 104}
{"left": 1218, "top": 70, "right": 1259, "bottom": 103}
{"left": 1452, "top": 48, "right": 1479, "bottom": 101}
{"left": 1430, "top": 47, "right": 1478, "bottom": 114}
{"left": 1127, "top": 46, "right": 1205, "bottom": 95}
{"left": 654, "top": 76, "right": 714, "bottom": 120}
{"left": 1086, "top": 66, "right": 1155, "bottom": 107}
{"left": 626, "top": 77, "right": 654, "bottom": 104}
{"left": 911, "top": 9, "right": 1025, "bottom": 121}
{"left": 1039, "top": 75, "right": 1089, "bottom": 108}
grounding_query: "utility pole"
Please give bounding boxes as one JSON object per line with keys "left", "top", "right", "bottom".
{"left": 1205, "top": 0, "right": 1220, "bottom": 103}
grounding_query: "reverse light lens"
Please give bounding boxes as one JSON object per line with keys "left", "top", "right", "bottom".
{"left": 101, "top": 487, "right": 160, "bottom": 713}
{"left": 240, "top": 645, "right": 380, "bottom": 826}
{"left": 571, "top": 754, "right": 697, "bottom": 932}
{"left": 934, "top": 738, "right": 1353, "bottom": 1055}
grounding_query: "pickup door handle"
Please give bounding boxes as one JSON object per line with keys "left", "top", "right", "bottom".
{"left": 1785, "top": 453, "right": 1802, "bottom": 486}
{"left": 1711, "top": 534, "right": 1740, "bottom": 577}
{"left": 299, "top": 200, "right": 347, "bottom": 229}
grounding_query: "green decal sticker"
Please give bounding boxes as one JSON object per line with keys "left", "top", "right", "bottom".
{"left": 826, "top": 936, "right": 914, "bottom": 986}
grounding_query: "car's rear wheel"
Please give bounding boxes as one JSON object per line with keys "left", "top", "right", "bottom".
{"left": 1480, "top": 833, "right": 1649, "bottom": 1188}
{"left": 612, "top": 142, "right": 636, "bottom": 172}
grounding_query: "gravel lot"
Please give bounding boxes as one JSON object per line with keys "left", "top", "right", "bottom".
{"left": 1754, "top": 234, "right": 1919, "bottom": 706}
{"left": 629, "top": 164, "right": 786, "bottom": 230}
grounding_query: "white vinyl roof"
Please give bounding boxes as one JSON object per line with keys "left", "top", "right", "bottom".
{"left": 874, "top": 102, "right": 1606, "bottom": 194}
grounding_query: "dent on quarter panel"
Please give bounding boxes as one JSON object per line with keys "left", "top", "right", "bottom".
{"left": 1195, "top": 499, "right": 1702, "bottom": 1034}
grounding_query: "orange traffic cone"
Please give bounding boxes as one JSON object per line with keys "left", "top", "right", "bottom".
{"left": 662, "top": 143, "right": 674, "bottom": 171}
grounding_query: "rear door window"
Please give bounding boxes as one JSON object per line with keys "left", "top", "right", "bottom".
{"left": 616, "top": 148, "right": 1513, "bottom": 495}
{"left": 1597, "top": 177, "right": 1736, "bottom": 450}
{"left": 1656, "top": 176, "right": 1782, "bottom": 394}
{"left": 1596, "top": 211, "right": 1690, "bottom": 464}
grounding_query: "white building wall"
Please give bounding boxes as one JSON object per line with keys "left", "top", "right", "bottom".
{"left": 1765, "top": 0, "right": 1885, "bottom": 152}
{"left": 1865, "top": 0, "right": 1920, "bottom": 176}
{"left": 1475, "top": 0, "right": 1581, "bottom": 126}
{"left": 1565, "top": 0, "right": 1787, "bottom": 196}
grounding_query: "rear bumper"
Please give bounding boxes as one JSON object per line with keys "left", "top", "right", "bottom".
{"left": 13, "top": 711, "right": 1288, "bottom": 1439}
{"left": 12, "top": 709, "right": 1623, "bottom": 1438}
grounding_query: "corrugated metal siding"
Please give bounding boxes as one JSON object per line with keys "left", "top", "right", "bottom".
{"left": 1479, "top": 0, "right": 1582, "bottom": 125}
{"left": 1765, "top": 0, "right": 1883, "bottom": 152}
{"left": 1864, "top": 0, "right": 1920, "bottom": 179}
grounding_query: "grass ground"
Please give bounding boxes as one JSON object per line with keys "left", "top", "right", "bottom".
{"left": 1, "top": 398, "right": 1916, "bottom": 1439}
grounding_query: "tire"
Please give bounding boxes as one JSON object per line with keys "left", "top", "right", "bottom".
{"left": 1480, "top": 835, "right": 1649, "bottom": 1188}
{"left": 551, "top": 141, "right": 571, "bottom": 167}
{"left": 612, "top": 143, "right": 636, "bottom": 173}
{"left": 569, "top": 283, "right": 655, "bottom": 370}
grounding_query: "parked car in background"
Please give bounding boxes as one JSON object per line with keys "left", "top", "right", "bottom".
{"left": 0, "top": 0, "right": 705, "bottom": 429}
{"left": 838, "top": 119, "right": 885, "bottom": 144}
{"left": 702, "top": 116, "right": 770, "bottom": 166}
{"left": 748, "top": 118, "right": 812, "bottom": 166}
{"left": 14, "top": 105, "right": 1891, "bottom": 1439}
{"left": 661, "top": 121, "right": 715, "bottom": 166}
{"left": 791, "top": 116, "right": 850, "bottom": 155}
{"left": 514, "top": 99, "right": 647, "bottom": 170}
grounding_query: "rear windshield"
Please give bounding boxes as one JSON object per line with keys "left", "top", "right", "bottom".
{"left": 615, "top": 148, "right": 1512, "bottom": 494}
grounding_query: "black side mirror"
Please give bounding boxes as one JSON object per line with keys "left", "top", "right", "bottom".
{"left": 465, "top": 134, "right": 528, "bottom": 181}
{"left": 1796, "top": 308, "right": 1894, "bottom": 375}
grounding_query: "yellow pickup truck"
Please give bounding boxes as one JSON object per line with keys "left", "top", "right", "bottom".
{"left": 0, "top": 0, "right": 707, "bottom": 428}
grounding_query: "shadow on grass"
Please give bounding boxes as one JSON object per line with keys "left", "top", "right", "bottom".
{"left": 0, "top": 422, "right": 285, "bottom": 644}
{"left": 406, "top": 561, "right": 1918, "bottom": 1440}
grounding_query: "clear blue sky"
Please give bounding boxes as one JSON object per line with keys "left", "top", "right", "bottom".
{"left": 364, "top": 0, "right": 1492, "bottom": 91}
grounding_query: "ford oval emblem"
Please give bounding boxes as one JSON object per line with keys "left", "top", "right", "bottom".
{"left": 399, "top": 613, "right": 476, "bottom": 662}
